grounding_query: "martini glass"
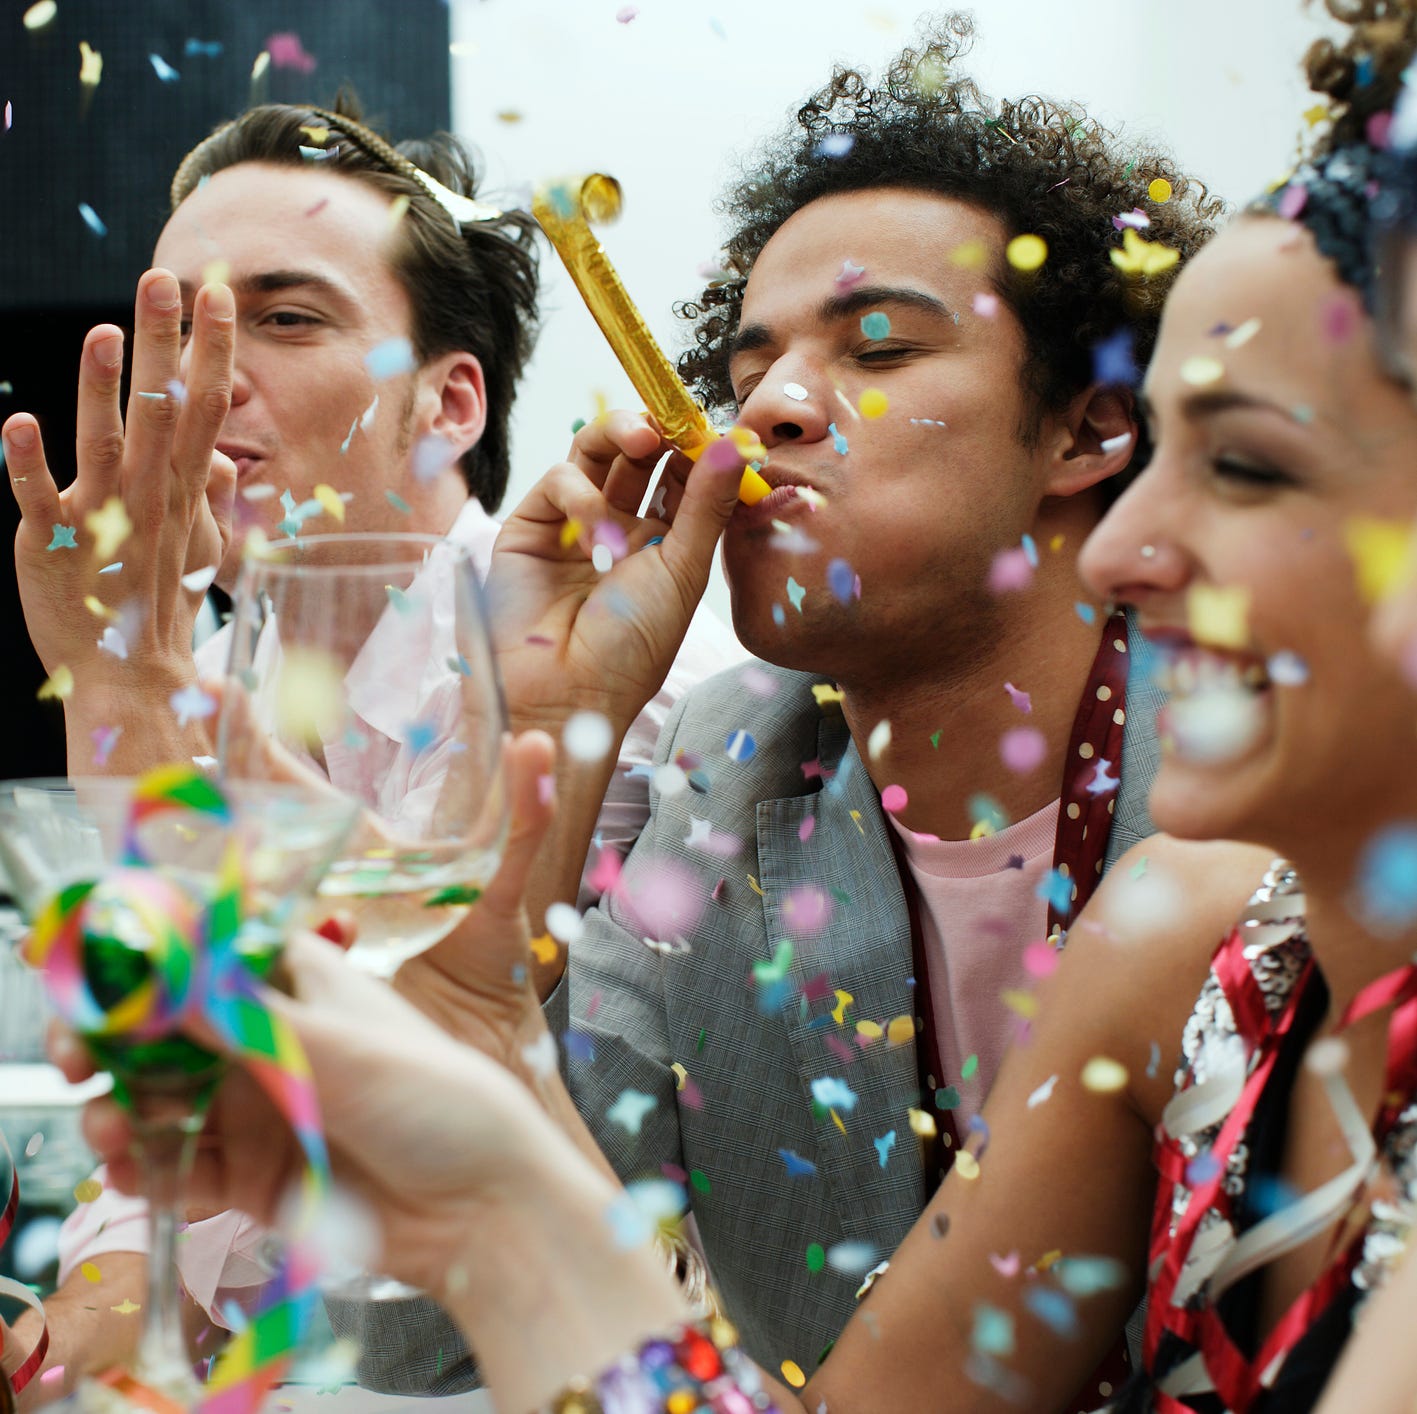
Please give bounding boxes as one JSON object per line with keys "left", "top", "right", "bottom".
{"left": 0, "top": 777, "right": 357, "bottom": 1401}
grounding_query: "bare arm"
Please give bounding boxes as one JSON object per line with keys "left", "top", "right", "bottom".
{"left": 5, "top": 1253, "right": 145, "bottom": 1406}
{"left": 1313, "top": 1239, "right": 1417, "bottom": 1413}
{"left": 799, "top": 836, "right": 1272, "bottom": 1412}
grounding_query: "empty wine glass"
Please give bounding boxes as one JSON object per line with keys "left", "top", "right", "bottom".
{"left": 217, "top": 533, "right": 511, "bottom": 978}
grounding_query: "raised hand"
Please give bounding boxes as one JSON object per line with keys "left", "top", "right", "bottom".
{"left": 4, "top": 269, "right": 236, "bottom": 774}
{"left": 488, "top": 411, "right": 743, "bottom": 743}
{"left": 391, "top": 729, "right": 557, "bottom": 1072}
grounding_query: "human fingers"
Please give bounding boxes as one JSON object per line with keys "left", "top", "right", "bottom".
{"left": 473, "top": 730, "right": 555, "bottom": 928}
{"left": 72, "top": 324, "right": 128, "bottom": 508}
{"left": 121, "top": 270, "right": 185, "bottom": 504}
{"left": 566, "top": 410, "right": 665, "bottom": 490}
{"left": 2, "top": 414, "right": 61, "bottom": 529}
{"left": 654, "top": 443, "right": 745, "bottom": 599}
{"left": 501, "top": 462, "right": 653, "bottom": 562}
{"left": 46, "top": 1020, "right": 98, "bottom": 1084}
{"left": 171, "top": 284, "right": 234, "bottom": 497}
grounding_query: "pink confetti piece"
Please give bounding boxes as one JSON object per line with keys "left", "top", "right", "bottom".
{"left": 987, "top": 546, "right": 1033, "bottom": 593}
{"left": 1003, "top": 681, "right": 1032, "bottom": 713}
{"left": 835, "top": 259, "right": 867, "bottom": 290}
{"left": 1321, "top": 293, "right": 1358, "bottom": 344}
{"left": 1277, "top": 184, "right": 1308, "bottom": 220}
{"left": 972, "top": 291, "right": 1000, "bottom": 317}
{"left": 3, "top": 101, "right": 12, "bottom": 133}
{"left": 881, "top": 784, "right": 908, "bottom": 814}
{"left": 1022, "top": 941, "right": 1060, "bottom": 978}
{"left": 798, "top": 816, "right": 816, "bottom": 842}
{"left": 616, "top": 4, "right": 639, "bottom": 19}
{"left": 781, "top": 885, "right": 833, "bottom": 937}
{"left": 1000, "top": 727, "right": 1047, "bottom": 773}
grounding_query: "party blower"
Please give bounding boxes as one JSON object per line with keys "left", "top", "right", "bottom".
{"left": 531, "top": 173, "right": 774, "bottom": 503}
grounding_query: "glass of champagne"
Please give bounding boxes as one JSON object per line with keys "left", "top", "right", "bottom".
{"left": 216, "top": 532, "right": 511, "bottom": 978}
{"left": 0, "top": 776, "right": 357, "bottom": 1403}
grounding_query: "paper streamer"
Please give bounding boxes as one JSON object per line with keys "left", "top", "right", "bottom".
{"left": 19, "top": 766, "right": 330, "bottom": 1413}
{"left": 0, "top": 1130, "right": 50, "bottom": 1393}
{"left": 532, "top": 175, "right": 772, "bottom": 505}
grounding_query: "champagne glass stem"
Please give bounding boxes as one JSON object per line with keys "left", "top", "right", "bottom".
{"left": 127, "top": 1081, "right": 208, "bottom": 1381}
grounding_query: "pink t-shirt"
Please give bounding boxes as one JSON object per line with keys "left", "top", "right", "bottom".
{"left": 890, "top": 798, "right": 1059, "bottom": 1134}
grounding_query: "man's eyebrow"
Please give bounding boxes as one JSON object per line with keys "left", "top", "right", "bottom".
{"left": 817, "top": 284, "right": 958, "bottom": 326}
{"left": 729, "top": 284, "right": 958, "bottom": 362}
{"left": 178, "top": 270, "right": 357, "bottom": 306}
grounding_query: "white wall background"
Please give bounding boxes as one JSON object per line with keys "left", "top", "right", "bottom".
{"left": 449, "top": 0, "right": 1335, "bottom": 626}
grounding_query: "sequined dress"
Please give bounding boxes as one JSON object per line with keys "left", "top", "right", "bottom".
{"left": 1115, "top": 861, "right": 1417, "bottom": 1413}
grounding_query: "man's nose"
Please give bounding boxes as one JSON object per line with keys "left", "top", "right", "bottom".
{"left": 737, "top": 362, "right": 834, "bottom": 449}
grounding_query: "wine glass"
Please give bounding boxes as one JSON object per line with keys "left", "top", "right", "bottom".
{"left": 216, "top": 533, "right": 511, "bottom": 978}
{"left": 0, "top": 776, "right": 357, "bottom": 1403}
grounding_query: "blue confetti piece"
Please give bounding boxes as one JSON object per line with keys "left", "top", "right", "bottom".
{"left": 1091, "top": 328, "right": 1138, "bottom": 386}
{"left": 725, "top": 730, "right": 756, "bottom": 762}
{"left": 827, "top": 557, "right": 856, "bottom": 605}
{"left": 778, "top": 1148, "right": 818, "bottom": 1178}
{"left": 149, "top": 53, "right": 180, "bottom": 82}
{"left": 772, "top": 603, "right": 786, "bottom": 627}
{"left": 365, "top": 337, "right": 417, "bottom": 381}
{"left": 1356, "top": 823, "right": 1417, "bottom": 929}
{"left": 184, "top": 38, "right": 224, "bottom": 58}
{"left": 47, "top": 524, "right": 77, "bottom": 551}
{"left": 935, "top": 1084, "right": 961, "bottom": 1110}
{"left": 448, "top": 654, "right": 473, "bottom": 677}
{"left": 1054, "top": 1255, "right": 1127, "bottom": 1297}
{"left": 78, "top": 202, "right": 107, "bottom": 238}
{"left": 385, "top": 489, "right": 412, "bottom": 514}
{"left": 1036, "top": 867, "right": 1073, "bottom": 915}
{"left": 873, "top": 1129, "right": 897, "bottom": 1168}
{"left": 562, "top": 1029, "right": 596, "bottom": 1063}
{"left": 811, "top": 1076, "right": 859, "bottom": 1112}
{"left": 786, "top": 577, "right": 806, "bottom": 612}
{"left": 971, "top": 1304, "right": 1015, "bottom": 1357}
{"left": 827, "top": 421, "right": 849, "bottom": 455}
{"left": 860, "top": 311, "right": 891, "bottom": 340}
{"left": 299, "top": 145, "right": 336, "bottom": 162}
{"left": 404, "top": 717, "right": 438, "bottom": 756}
{"left": 814, "top": 133, "right": 855, "bottom": 159}
{"left": 1024, "top": 1287, "right": 1080, "bottom": 1339}
{"left": 1022, "top": 533, "right": 1038, "bottom": 568}
{"left": 1074, "top": 601, "right": 1097, "bottom": 625}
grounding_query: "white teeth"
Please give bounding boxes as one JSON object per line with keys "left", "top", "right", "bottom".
{"left": 1156, "top": 650, "right": 1270, "bottom": 698}
{"left": 1169, "top": 686, "right": 1266, "bottom": 765}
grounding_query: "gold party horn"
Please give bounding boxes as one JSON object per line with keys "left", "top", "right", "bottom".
{"left": 532, "top": 174, "right": 771, "bottom": 505}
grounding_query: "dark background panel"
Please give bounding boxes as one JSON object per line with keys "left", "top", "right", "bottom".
{"left": 0, "top": 0, "right": 450, "bottom": 781}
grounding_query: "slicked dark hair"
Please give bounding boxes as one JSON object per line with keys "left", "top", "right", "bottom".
{"left": 677, "top": 15, "right": 1226, "bottom": 451}
{"left": 170, "top": 93, "right": 539, "bottom": 512}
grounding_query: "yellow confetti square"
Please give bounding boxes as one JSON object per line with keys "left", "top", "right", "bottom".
{"left": 1345, "top": 516, "right": 1417, "bottom": 604}
{"left": 1186, "top": 584, "right": 1251, "bottom": 650}
{"left": 84, "top": 496, "right": 133, "bottom": 562}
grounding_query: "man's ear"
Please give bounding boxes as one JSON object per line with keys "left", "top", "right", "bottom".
{"left": 1042, "top": 384, "right": 1136, "bottom": 500}
{"left": 421, "top": 350, "right": 487, "bottom": 458}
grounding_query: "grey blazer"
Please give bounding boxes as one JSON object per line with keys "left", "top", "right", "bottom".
{"left": 330, "top": 620, "right": 1163, "bottom": 1392}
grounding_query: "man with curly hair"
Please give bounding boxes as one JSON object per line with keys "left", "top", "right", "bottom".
{"left": 331, "top": 17, "right": 1224, "bottom": 1395}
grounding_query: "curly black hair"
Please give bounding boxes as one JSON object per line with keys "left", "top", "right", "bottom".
{"left": 676, "top": 15, "right": 1226, "bottom": 439}
{"left": 170, "top": 92, "right": 540, "bottom": 513}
